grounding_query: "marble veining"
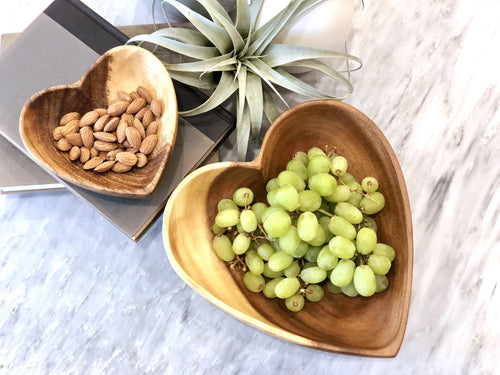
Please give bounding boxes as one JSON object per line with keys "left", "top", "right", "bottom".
{"left": 1, "top": 0, "right": 499, "bottom": 374}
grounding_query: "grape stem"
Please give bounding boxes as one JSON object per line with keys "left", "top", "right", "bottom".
{"left": 257, "top": 223, "right": 272, "bottom": 241}
{"left": 318, "top": 209, "right": 333, "bottom": 217}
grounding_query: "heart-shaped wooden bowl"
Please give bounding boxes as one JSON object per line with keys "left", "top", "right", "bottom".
{"left": 163, "top": 100, "right": 413, "bottom": 357}
{"left": 19, "top": 45, "right": 177, "bottom": 197}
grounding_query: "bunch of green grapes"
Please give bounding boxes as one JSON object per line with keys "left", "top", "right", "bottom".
{"left": 212, "top": 146, "right": 396, "bottom": 312}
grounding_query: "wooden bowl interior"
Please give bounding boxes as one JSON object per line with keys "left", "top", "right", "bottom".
{"left": 164, "top": 100, "right": 412, "bottom": 356}
{"left": 20, "top": 46, "right": 177, "bottom": 197}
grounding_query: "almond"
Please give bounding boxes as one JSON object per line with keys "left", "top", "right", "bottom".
{"left": 94, "top": 132, "right": 117, "bottom": 143}
{"left": 98, "top": 151, "right": 108, "bottom": 159}
{"left": 80, "top": 126, "right": 94, "bottom": 149}
{"left": 61, "top": 120, "right": 80, "bottom": 136}
{"left": 80, "top": 110, "right": 99, "bottom": 127}
{"left": 116, "top": 120, "right": 128, "bottom": 143}
{"left": 136, "top": 153, "right": 148, "bottom": 167}
{"left": 136, "top": 86, "right": 152, "bottom": 103}
{"left": 103, "top": 117, "right": 119, "bottom": 132}
{"left": 106, "top": 149, "right": 124, "bottom": 161}
{"left": 123, "top": 140, "right": 131, "bottom": 148}
{"left": 69, "top": 146, "right": 81, "bottom": 161}
{"left": 94, "top": 160, "right": 115, "bottom": 173}
{"left": 90, "top": 147, "right": 99, "bottom": 158}
{"left": 95, "top": 108, "right": 108, "bottom": 116}
{"left": 83, "top": 156, "right": 105, "bottom": 170}
{"left": 93, "top": 114, "right": 110, "bottom": 132}
{"left": 139, "top": 134, "right": 158, "bottom": 155}
{"left": 142, "top": 109, "right": 154, "bottom": 127}
{"left": 133, "top": 119, "right": 146, "bottom": 139}
{"left": 80, "top": 147, "right": 90, "bottom": 163}
{"left": 126, "top": 147, "right": 139, "bottom": 154}
{"left": 112, "top": 162, "right": 133, "bottom": 173}
{"left": 118, "top": 90, "right": 132, "bottom": 102}
{"left": 125, "top": 127, "right": 142, "bottom": 149}
{"left": 121, "top": 113, "right": 134, "bottom": 126}
{"left": 115, "top": 152, "right": 138, "bottom": 166}
{"left": 60, "top": 112, "right": 80, "bottom": 126}
{"left": 134, "top": 107, "right": 147, "bottom": 121}
{"left": 57, "top": 138, "right": 72, "bottom": 151}
{"left": 129, "top": 91, "right": 139, "bottom": 100}
{"left": 126, "top": 97, "right": 146, "bottom": 114}
{"left": 150, "top": 99, "right": 162, "bottom": 117}
{"left": 66, "top": 132, "right": 83, "bottom": 147}
{"left": 107, "top": 101, "right": 129, "bottom": 117}
{"left": 94, "top": 140, "right": 117, "bottom": 152}
{"left": 146, "top": 121, "right": 158, "bottom": 136}
{"left": 52, "top": 126, "right": 64, "bottom": 140}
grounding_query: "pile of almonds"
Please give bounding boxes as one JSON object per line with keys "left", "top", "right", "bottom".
{"left": 52, "top": 86, "right": 162, "bottom": 173}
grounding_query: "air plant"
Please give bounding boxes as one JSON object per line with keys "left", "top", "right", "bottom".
{"left": 129, "top": 0, "right": 362, "bottom": 160}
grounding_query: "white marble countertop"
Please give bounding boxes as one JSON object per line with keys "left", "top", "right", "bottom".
{"left": 1, "top": 0, "right": 499, "bottom": 373}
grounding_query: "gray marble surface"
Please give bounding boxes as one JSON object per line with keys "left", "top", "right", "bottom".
{"left": 1, "top": 0, "right": 499, "bottom": 374}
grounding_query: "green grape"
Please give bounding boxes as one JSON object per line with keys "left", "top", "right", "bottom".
{"left": 300, "top": 266, "right": 327, "bottom": 284}
{"left": 263, "top": 277, "right": 284, "bottom": 298}
{"left": 275, "top": 184, "right": 300, "bottom": 211}
{"left": 257, "top": 242, "right": 275, "bottom": 261}
{"left": 261, "top": 206, "right": 284, "bottom": 223}
{"left": 341, "top": 281, "right": 359, "bottom": 297}
{"left": 346, "top": 181, "right": 363, "bottom": 207}
{"left": 331, "top": 156, "right": 348, "bottom": 176}
{"left": 215, "top": 209, "right": 240, "bottom": 227}
{"left": 245, "top": 250, "right": 264, "bottom": 275}
{"left": 326, "top": 280, "right": 342, "bottom": 294}
{"left": 367, "top": 254, "right": 392, "bottom": 275}
{"left": 338, "top": 172, "right": 355, "bottom": 185}
{"left": 275, "top": 277, "right": 301, "bottom": 299}
{"left": 297, "top": 212, "right": 319, "bottom": 242}
{"left": 328, "top": 216, "right": 356, "bottom": 240}
{"left": 359, "top": 192, "right": 385, "bottom": 215}
{"left": 373, "top": 243, "right": 396, "bottom": 261}
{"left": 243, "top": 272, "right": 265, "bottom": 292}
{"left": 307, "top": 146, "right": 326, "bottom": 159}
{"left": 318, "top": 216, "right": 334, "bottom": 242}
{"left": 330, "top": 259, "right": 355, "bottom": 287}
{"left": 232, "top": 233, "right": 251, "bottom": 255}
{"left": 361, "top": 177, "right": 379, "bottom": 193}
{"left": 217, "top": 198, "right": 238, "bottom": 212}
{"left": 334, "top": 202, "right": 363, "bottom": 224}
{"left": 236, "top": 222, "right": 246, "bottom": 233}
{"left": 277, "top": 170, "right": 306, "bottom": 192}
{"left": 279, "top": 226, "right": 301, "bottom": 254}
{"left": 292, "top": 241, "right": 309, "bottom": 258}
{"left": 360, "top": 216, "right": 378, "bottom": 232}
{"left": 213, "top": 235, "right": 235, "bottom": 262}
{"left": 329, "top": 236, "right": 356, "bottom": 259}
{"left": 356, "top": 227, "right": 377, "bottom": 255}
{"left": 251, "top": 202, "right": 268, "bottom": 224}
{"left": 263, "top": 263, "right": 284, "bottom": 278}
{"left": 307, "top": 155, "right": 331, "bottom": 177}
{"left": 325, "top": 185, "right": 352, "bottom": 202}
{"left": 305, "top": 285, "right": 324, "bottom": 302}
{"left": 353, "top": 265, "right": 376, "bottom": 297}
{"left": 268, "top": 251, "right": 294, "bottom": 271}
{"left": 307, "top": 224, "right": 327, "bottom": 246}
{"left": 267, "top": 189, "right": 280, "bottom": 207}
{"left": 212, "top": 223, "right": 225, "bottom": 235}
{"left": 266, "top": 178, "right": 280, "bottom": 192}
{"left": 298, "top": 190, "right": 322, "bottom": 212}
{"left": 303, "top": 261, "right": 317, "bottom": 269}
{"left": 294, "top": 151, "right": 309, "bottom": 166}
{"left": 263, "top": 210, "right": 291, "bottom": 238}
{"left": 308, "top": 173, "right": 337, "bottom": 196}
{"left": 286, "top": 159, "right": 308, "bottom": 181}
{"left": 284, "top": 262, "right": 301, "bottom": 278}
{"left": 240, "top": 209, "right": 258, "bottom": 232}
{"left": 304, "top": 246, "right": 321, "bottom": 262}
{"left": 233, "top": 187, "right": 254, "bottom": 207}
{"left": 375, "top": 274, "right": 389, "bottom": 292}
{"left": 285, "top": 294, "right": 305, "bottom": 312}
{"left": 317, "top": 246, "right": 338, "bottom": 270}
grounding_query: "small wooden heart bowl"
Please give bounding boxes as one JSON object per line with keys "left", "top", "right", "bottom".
{"left": 19, "top": 45, "right": 178, "bottom": 197}
{"left": 163, "top": 100, "right": 413, "bottom": 357}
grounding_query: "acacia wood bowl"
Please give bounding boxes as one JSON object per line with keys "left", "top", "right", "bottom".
{"left": 163, "top": 100, "right": 413, "bottom": 357}
{"left": 19, "top": 45, "right": 178, "bottom": 198}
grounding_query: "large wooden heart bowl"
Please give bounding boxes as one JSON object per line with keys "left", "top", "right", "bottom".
{"left": 163, "top": 100, "right": 413, "bottom": 357}
{"left": 19, "top": 45, "right": 177, "bottom": 197}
